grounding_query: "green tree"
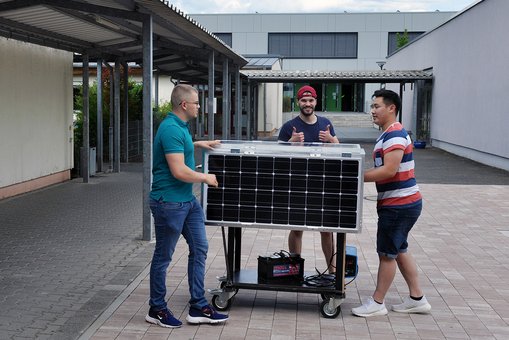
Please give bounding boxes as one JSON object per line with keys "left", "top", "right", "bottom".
{"left": 396, "top": 29, "right": 409, "bottom": 49}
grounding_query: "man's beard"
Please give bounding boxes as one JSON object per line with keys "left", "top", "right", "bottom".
{"left": 300, "top": 107, "right": 314, "bottom": 116}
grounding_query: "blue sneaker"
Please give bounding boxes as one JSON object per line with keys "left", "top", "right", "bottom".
{"left": 186, "top": 305, "right": 228, "bottom": 324}
{"left": 145, "top": 308, "right": 182, "bottom": 328}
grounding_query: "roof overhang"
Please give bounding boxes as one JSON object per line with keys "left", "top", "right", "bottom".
{"left": 241, "top": 69, "right": 433, "bottom": 83}
{"left": 0, "top": 0, "right": 247, "bottom": 84}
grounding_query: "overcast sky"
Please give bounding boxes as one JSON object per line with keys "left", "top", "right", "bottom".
{"left": 172, "top": 0, "right": 477, "bottom": 14}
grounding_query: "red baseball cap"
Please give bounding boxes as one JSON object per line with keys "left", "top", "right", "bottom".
{"left": 297, "top": 85, "right": 317, "bottom": 100}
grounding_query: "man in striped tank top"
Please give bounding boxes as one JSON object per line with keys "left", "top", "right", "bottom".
{"left": 352, "top": 89, "right": 431, "bottom": 317}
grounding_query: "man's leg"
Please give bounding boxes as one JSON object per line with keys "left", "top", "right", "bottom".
{"left": 148, "top": 200, "right": 188, "bottom": 309}
{"left": 183, "top": 198, "right": 228, "bottom": 324}
{"left": 181, "top": 198, "right": 209, "bottom": 310}
{"left": 396, "top": 251, "right": 423, "bottom": 298}
{"left": 373, "top": 255, "right": 397, "bottom": 303}
{"left": 288, "top": 230, "right": 303, "bottom": 254}
{"left": 320, "top": 232, "right": 335, "bottom": 273}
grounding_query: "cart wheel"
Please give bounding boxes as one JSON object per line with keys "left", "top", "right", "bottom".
{"left": 321, "top": 293, "right": 335, "bottom": 301}
{"left": 212, "top": 294, "right": 232, "bottom": 311}
{"left": 320, "top": 300, "right": 341, "bottom": 318}
{"left": 220, "top": 281, "right": 239, "bottom": 296}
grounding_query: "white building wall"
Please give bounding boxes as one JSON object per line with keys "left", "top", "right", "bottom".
{"left": 385, "top": 0, "right": 509, "bottom": 170}
{"left": 193, "top": 12, "right": 455, "bottom": 71}
{"left": 0, "top": 37, "right": 73, "bottom": 193}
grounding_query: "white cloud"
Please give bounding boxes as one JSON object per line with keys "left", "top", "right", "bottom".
{"left": 173, "top": 0, "right": 476, "bottom": 14}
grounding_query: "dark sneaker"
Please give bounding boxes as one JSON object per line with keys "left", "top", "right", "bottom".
{"left": 186, "top": 305, "right": 228, "bottom": 324}
{"left": 145, "top": 308, "right": 182, "bottom": 328}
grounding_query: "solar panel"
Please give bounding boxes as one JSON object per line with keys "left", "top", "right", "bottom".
{"left": 203, "top": 141, "right": 364, "bottom": 233}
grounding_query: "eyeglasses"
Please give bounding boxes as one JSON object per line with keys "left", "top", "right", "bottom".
{"left": 179, "top": 100, "right": 200, "bottom": 106}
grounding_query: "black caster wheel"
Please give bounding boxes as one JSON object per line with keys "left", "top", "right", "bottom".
{"left": 220, "top": 281, "right": 239, "bottom": 296}
{"left": 321, "top": 293, "right": 335, "bottom": 301}
{"left": 320, "top": 300, "right": 341, "bottom": 318}
{"left": 212, "top": 294, "right": 232, "bottom": 311}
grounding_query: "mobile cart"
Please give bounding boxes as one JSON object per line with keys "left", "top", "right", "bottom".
{"left": 202, "top": 141, "right": 364, "bottom": 318}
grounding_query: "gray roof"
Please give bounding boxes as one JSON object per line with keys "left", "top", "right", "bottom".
{"left": 0, "top": 0, "right": 247, "bottom": 83}
{"left": 241, "top": 70, "right": 433, "bottom": 83}
{"left": 244, "top": 56, "right": 281, "bottom": 70}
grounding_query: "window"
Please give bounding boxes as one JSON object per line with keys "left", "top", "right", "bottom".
{"left": 268, "top": 33, "right": 357, "bottom": 58}
{"left": 387, "top": 31, "right": 425, "bottom": 55}
{"left": 214, "top": 33, "right": 232, "bottom": 47}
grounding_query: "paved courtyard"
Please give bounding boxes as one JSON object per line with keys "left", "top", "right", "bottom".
{"left": 1, "top": 142, "right": 508, "bottom": 340}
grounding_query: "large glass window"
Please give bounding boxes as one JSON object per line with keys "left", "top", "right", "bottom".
{"left": 269, "top": 33, "right": 357, "bottom": 58}
{"left": 387, "top": 31, "right": 424, "bottom": 55}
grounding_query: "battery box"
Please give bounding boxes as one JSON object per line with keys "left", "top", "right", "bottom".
{"left": 345, "top": 245, "right": 358, "bottom": 278}
{"left": 258, "top": 252, "right": 304, "bottom": 284}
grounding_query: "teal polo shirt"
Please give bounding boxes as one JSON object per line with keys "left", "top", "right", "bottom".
{"left": 150, "top": 112, "right": 195, "bottom": 202}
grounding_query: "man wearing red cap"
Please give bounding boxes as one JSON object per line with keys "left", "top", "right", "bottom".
{"left": 278, "top": 85, "right": 339, "bottom": 274}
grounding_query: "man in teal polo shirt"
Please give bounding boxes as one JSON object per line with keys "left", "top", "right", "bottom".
{"left": 145, "top": 84, "right": 228, "bottom": 328}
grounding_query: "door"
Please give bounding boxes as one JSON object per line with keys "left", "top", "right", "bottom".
{"left": 325, "top": 83, "right": 341, "bottom": 112}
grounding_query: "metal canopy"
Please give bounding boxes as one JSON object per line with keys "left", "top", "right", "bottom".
{"left": 0, "top": 0, "right": 247, "bottom": 241}
{"left": 241, "top": 69, "right": 433, "bottom": 83}
{"left": 0, "top": 0, "right": 247, "bottom": 83}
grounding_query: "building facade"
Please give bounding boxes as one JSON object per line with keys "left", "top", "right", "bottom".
{"left": 385, "top": 0, "right": 508, "bottom": 171}
{"left": 192, "top": 11, "right": 455, "bottom": 118}
{"left": 0, "top": 37, "right": 74, "bottom": 198}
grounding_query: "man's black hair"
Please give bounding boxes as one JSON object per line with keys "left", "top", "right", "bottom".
{"left": 372, "top": 89, "right": 401, "bottom": 115}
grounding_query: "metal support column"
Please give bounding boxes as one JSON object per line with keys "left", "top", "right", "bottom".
{"left": 114, "top": 60, "right": 121, "bottom": 172}
{"left": 82, "top": 54, "right": 90, "bottom": 183}
{"left": 154, "top": 70, "right": 159, "bottom": 108}
{"left": 142, "top": 15, "right": 153, "bottom": 241}
{"left": 107, "top": 63, "right": 114, "bottom": 172}
{"left": 222, "top": 59, "right": 229, "bottom": 140}
{"left": 399, "top": 83, "right": 404, "bottom": 124}
{"left": 207, "top": 51, "right": 215, "bottom": 140}
{"left": 247, "top": 81, "right": 252, "bottom": 140}
{"left": 253, "top": 84, "right": 258, "bottom": 140}
{"left": 235, "top": 65, "right": 242, "bottom": 140}
{"left": 199, "top": 85, "right": 205, "bottom": 139}
{"left": 122, "top": 61, "right": 129, "bottom": 163}
{"left": 96, "top": 59, "right": 103, "bottom": 173}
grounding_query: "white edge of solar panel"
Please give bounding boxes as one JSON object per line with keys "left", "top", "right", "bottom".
{"left": 209, "top": 140, "right": 365, "bottom": 158}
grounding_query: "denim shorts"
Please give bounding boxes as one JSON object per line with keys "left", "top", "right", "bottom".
{"left": 377, "top": 200, "right": 422, "bottom": 259}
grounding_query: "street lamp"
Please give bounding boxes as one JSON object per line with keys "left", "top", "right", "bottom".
{"left": 376, "top": 61, "right": 386, "bottom": 70}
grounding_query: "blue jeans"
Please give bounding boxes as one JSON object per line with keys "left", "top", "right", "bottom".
{"left": 376, "top": 200, "right": 422, "bottom": 259}
{"left": 149, "top": 197, "right": 209, "bottom": 311}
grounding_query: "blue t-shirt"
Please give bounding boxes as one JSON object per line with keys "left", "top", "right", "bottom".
{"left": 278, "top": 115, "right": 336, "bottom": 142}
{"left": 150, "top": 113, "right": 195, "bottom": 202}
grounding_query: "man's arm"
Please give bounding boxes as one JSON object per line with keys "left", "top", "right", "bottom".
{"left": 364, "top": 149, "right": 404, "bottom": 183}
{"left": 194, "top": 140, "right": 220, "bottom": 150}
{"left": 319, "top": 124, "right": 339, "bottom": 143}
{"left": 166, "top": 153, "right": 218, "bottom": 187}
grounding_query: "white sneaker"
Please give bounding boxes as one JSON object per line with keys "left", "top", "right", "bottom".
{"left": 352, "top": 297, "right": 388, "bottom": 317}
{"left": 392, "top": 295, "right": 431, "bottom": 314}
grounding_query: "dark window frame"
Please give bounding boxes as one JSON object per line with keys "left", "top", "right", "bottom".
{"left": 387, "top": 31, "right": 425, "bottom": 55}
{"left": 268, "top": 32, "right": 358, "bottom": 59}
{"left": 214, "top": 33, "right": 232, "bottom": 47}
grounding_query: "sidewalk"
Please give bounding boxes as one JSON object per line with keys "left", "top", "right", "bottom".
{"left": 1, "top": 144, "right": 508, "bottom": 340}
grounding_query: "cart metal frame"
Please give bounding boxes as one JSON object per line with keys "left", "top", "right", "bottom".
{"left": 209, "top": 226, "right": 348, "bottom": 318}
